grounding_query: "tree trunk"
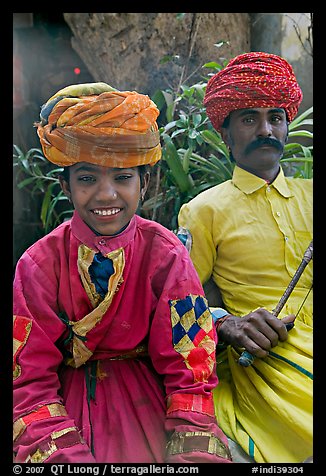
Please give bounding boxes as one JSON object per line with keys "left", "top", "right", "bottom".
{"left": 63, "top": 13, "right": 250, "bottom": 96}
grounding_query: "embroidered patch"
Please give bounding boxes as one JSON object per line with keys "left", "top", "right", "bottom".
{"left": 13, "top": 315, "right": 32, "bottom": 380}
{"left": 169, "top": 294, "right": 216, "bottom": 382}
{"left": 13, "top": 403, "right": 68, "bottom": 441}
{"left": 25, "top": 427, "right": 83, "bottom": 463}
{"left": 166, "top": 430, "right": 231, "bottom": 459}
{"left": 167, "top": 392, "right": 215, "bottom": 417}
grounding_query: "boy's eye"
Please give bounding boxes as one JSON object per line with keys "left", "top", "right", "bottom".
{"left": 115, "top": 174, "right": 133, "bottom": 181}
{"left": 77, "top": 175, "right": 96, "bottom": 182}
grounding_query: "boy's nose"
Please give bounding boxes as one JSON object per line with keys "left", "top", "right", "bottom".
{"left": 97, "top": 179, "right": 118, "bottom": 200}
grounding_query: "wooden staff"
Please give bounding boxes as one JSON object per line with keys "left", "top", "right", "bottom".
{"left": 238, "top": 240, "right": 313, "bottom": 367}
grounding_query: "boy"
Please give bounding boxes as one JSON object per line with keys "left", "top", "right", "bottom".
{"left": 13, "top": 83, "right": 231, "bottom": 464}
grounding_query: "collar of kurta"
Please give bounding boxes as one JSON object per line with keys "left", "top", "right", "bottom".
{"left": 71, "top": 210, "right": 137, "bottom": 252}
{"left": 232, "top": 165, "right": 293, "bottom": 198}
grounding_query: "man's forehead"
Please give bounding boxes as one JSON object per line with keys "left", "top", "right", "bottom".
{"left": 231, "top": 107, "right": 286, "bottom": 117}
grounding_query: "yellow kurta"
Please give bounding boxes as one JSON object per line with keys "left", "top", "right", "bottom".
{"left": 178, "top": 166, "right": 313, "bottom": 463}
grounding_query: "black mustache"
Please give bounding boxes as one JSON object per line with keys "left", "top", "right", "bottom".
{"left": 245, "top": 137, "right": 284, "bottom": 155}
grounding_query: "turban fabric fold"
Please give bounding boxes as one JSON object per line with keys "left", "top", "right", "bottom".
{"left": 204, "top": 52, "right": 303, "bottom": 132}
{"left": 36, "top": 82, "right": 162, "bottom": 168}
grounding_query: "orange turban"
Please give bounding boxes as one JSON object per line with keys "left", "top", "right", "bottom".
{"left": 36, "top": 82, "right": 162, "bottom": 168}
{"left": 204, "top": 52, "right": 303, "bottom": 132}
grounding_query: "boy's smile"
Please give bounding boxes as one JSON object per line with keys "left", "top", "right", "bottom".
{"left": 60, "top": 162, "right": 149, "bottom": 236}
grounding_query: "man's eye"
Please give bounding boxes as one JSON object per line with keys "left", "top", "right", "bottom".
{"left": 243, "top": 117, "right": 255, "bottom": 123}
{"left": 271, "top": 115, "right": 283, "bottom": 123}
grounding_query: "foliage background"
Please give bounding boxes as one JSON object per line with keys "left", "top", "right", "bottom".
{"left": 13, "top": 13, "right": 313, "bottom": 266}
{"left": 13, "top": 57, "right": 313, "bottom": 235}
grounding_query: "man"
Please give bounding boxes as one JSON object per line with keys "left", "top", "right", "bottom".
{"left": 178, "top": 52, "right": 313, "bottom": 463}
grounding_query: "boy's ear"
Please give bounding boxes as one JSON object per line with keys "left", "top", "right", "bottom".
{"left": 140, "top": 171, "right": 150, "bottom": 201}
{"left": 59, "top": 175, "right": 72, "bottom": 203}
{"left": 142, "top": 171, "right": 150, "bottom": 192}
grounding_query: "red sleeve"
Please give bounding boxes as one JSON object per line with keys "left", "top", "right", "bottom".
{"left": 13, "top": 252, "right": 95, "bottom": 463}
{"left": 149, "top": 245, "right": 232, "bottom": 463}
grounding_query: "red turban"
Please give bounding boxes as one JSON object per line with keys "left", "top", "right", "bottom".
{"left": 204, "top": 52, "right": 303, "bottom": 132}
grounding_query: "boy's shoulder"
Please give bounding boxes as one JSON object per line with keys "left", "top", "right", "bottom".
{"left": 135, "top": 215, "right": 181, "bottom": 248}
{"left": 22, "top": 219, "right": 72, "bottom": 258}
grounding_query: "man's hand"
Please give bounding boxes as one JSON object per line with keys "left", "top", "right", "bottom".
{"left": 218, "top": 308, "right": 296, "bottom": 358}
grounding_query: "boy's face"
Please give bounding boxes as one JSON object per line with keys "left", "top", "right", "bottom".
{"left": 60, "top": 162, "right": 149, "bottom": 236}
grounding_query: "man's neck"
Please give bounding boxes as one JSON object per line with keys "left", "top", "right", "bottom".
{"left": 237, "top": 164, "right": 280, "bottom": 183}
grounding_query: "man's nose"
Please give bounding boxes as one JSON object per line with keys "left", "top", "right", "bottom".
{"left": 257, "top": 119, "right": 273, "bottom": 137}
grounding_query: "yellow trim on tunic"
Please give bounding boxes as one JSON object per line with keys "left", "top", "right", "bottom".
{"left": 13, "top": 403, "right": 68, "bottom": 441}
{"left": 13, "top": 316, "right": 32, "bottom": 380}
{"left": 25, "top": 427, "right": 80, "bottom": 463}
{"left": 65, "top": 245, "right": 125, "bottom": 368}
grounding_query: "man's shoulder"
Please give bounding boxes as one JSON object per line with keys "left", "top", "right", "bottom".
{"left": 182, "top": 180, "right": 233, "bottom": 211}
{"left": 285, "top": 176, "right": 313, "bottom": 194}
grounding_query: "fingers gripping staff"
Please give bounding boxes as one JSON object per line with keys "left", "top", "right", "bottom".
{"left": 238, "top": 240, "right": 313, "bottom": 367}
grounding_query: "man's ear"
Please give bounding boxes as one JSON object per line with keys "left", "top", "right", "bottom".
{"left": 59, "top": 175, "right": 72, "bottom": 203}
{"left": 220, "top": 127, "right": 230, "bottom": 148}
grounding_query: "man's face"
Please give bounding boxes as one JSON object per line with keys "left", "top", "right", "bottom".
{"left": 221, "top": 107, "right": 288, "bottom": 175}
{"left": 60, "top": 162, "right": 149, "bottom": 236}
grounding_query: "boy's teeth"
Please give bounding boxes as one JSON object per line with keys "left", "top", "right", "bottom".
{"left": 94, "top": 208, "right": 120, "bottom": 216}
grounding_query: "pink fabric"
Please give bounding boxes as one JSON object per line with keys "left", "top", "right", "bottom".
{"left": 60, "top": 359, "right": 167, "bottom": 462}
{"left": 13, "top": 212, "right": 230, "bottom": 463}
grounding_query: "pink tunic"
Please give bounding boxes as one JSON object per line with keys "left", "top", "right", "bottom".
{"left": 13, "top": 211, "right": 231, "bottom": 463}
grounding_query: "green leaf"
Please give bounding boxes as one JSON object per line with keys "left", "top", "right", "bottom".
{"left": 289, "top": 118, "right": 313, "bottom": 129}
{"left": 289, "top": 106, "right": 313, "bottom": 129}
{"left": 166, "top": 102, "right": 175, "bottom": 123}
{"left": 214, "top": 40, "right": 229, "bottom": 48}
{"left": 182, "top": 146, "right": 193, "bottom": 174}
{"left": 163, "top": 121, "right": 177, "bottom": 133}
{"left": 192, "top": 113, "right": 202, "bottom": 127}
{"left": 17, "top": 177, "right": 37, "bottom": 188}
{"left": 151, "top": 90, "right": 167, "bottom": 111}
{"left": 188, "top": 129, "right": 198, "bottom": 139}
{"left": 171, "top": 128, "right": 187, "bottom": 139}
{"left": 40, "top": 185, "right": 54, "bottom": 227}
{"left": 202, "top": 61, "right": 222, "bottom": 70}
{"left": 159, "top": 55, "right": 174, "bottom": 64}
{"left": 288, "top": 130, "right": 313, "bottom": 139}
{"left": 200, "top": 130, "right": 229, "bottom": 156}
{"left": 163, "top": 136, "right": 193, "bottom": 193}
